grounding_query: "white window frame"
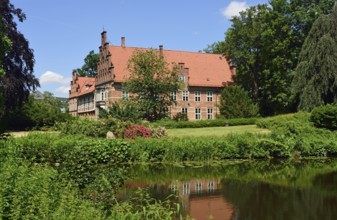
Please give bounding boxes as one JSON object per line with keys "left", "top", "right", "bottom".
{"left": 182, "top": 91, "right": 189, "bottom": 101}
{"left": 207, "top": 108, "right": 213, "bottom": 119}
{"left": 179, "top": 75, "right": 186, "bottom": 82}
{"left": 170, "top": 91, "right": 177, "bottom": 101}
{"left": 122, "top": 90, "right": 129, "bottom": 99}
{"left": 195, "top": 91, "right": 201, "bottom": 102}
{"left": 195, "top": 108, "right": 201, "bottom": 120}
{"left": 182, "top": 107, "right": 187, "bottom": 114}
{"left": 195, "top": 182, "right": 202, "bottom": 193}
{"left": 207, "top": 91, "right": 213, "bottom": 102}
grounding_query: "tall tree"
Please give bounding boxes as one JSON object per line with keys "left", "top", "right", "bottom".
{"left": 219, "top": 85, "right": 259, "bottom": 119}
{"left": 292, "top": 3, "right": 337, "bottom": 111}
{"left": 76, "top": 50, "right": 99, "bottom": 77}
{"left": 0, "top": 0, "right": 39, "bottom": 123}
{"left": 125, "top": 49, "right": 181, "bottom": 121}
{"left": 218, "top": 0, "right": 335, "bottom": 116}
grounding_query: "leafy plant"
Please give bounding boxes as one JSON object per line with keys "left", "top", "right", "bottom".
{"left": 310, "top": 104, "right": 337, "bottom": 130}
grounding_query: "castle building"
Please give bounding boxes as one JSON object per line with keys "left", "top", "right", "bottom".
{"left": 70, "top": 31, "right": 234, "bottom": 120}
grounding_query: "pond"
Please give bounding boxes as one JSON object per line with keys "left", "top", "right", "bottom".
{"left": 117, "top": 159, "right": 337, "bottom": 220}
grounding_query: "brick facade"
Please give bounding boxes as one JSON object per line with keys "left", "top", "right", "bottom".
{"left": 70, "top": 31, "right": 234, "bottom": 120}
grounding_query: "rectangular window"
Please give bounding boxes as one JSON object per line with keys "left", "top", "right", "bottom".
{"left": 207, "top": 91, "right": 213, "bottom": 102}
{"left": 170, "top": 91, "right": 177, "bottom": 101}
{"left": 179, "top": 75, "right": 186, "bottom": 82}
{"left": 195, "top": 108, "right": 201, "bottom": 120}
{"left": 195, "top": 182, "right": 202, "bottom": 193}
{"left": 122, "top": 90, "right": 128, "bottom": 99}
{"left": 182, "top": 107, "right": 187, "bottom": 114}
{"left": 182, "top": 91, "right": 189, "bottom": 101}
{"left": 207, "top": 108, "right": 213, "bottom": 119}
{"left": 195, "top": 91, "right": 201, "bottom": 102}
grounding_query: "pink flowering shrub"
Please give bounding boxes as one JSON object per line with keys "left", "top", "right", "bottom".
{"left": 123, "top": 125, "right": 152, "bottom": 139}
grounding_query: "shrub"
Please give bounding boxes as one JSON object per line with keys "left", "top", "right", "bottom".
{"left": 123, "top": 125, "right": 152, "bottom": 139}
{"left": 310, "top": 104, "right": 337, "bottom": 130}
{"left": 153, "top": 117, "right": 257, "bottom": 129}
{"left": 172, "top": 112, "right": 188, "bottom": 121}
{"left": 219, "top": 85, "right": 260, "bottom": 119}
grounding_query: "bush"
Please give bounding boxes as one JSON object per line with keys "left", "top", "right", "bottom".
{"left": 219, "top": 85, "right": 260, "bottom": 119}
{"left": 153, "top": 117, "right": 257, "bottom": 129}
{"left": 310, "top": 104, "right": 337, "bottom": 130}
{"left": 123, "top": 125, "right": 152, "bottom": 139}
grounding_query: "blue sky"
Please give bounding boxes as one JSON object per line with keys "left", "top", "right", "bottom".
{"left": 11, "top": 0, "right": 268, "bottom": 98}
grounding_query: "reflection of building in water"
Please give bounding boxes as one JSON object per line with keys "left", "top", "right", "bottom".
{"left": 169, "top": 179, "right": 235, "bottom": 220}
{"left": 121, "top": 179, "right": 236, "bottom": 220}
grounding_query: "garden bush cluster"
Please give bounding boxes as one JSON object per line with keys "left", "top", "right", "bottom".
{"left": 56, "top": 117, "right": 167, "bottom": 139}
{"left": 0, "top": 134, "right": 185, "bottom": 219}
{"left": 310, "top": 104, "right": 337, "bottom": 130}
{"left": 152, "top": 117, "right": 257, "bottom": 129}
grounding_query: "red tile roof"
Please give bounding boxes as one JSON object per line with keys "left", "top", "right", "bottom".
{"left": 108, "top": 46, "right": 233, "bottom": 87}
{"left": 72, "top": 76, "right": 95, "bottom": 97}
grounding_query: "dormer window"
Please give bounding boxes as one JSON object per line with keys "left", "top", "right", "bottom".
{"left": 179, "top": 75, "right": 186, "bottom": 82}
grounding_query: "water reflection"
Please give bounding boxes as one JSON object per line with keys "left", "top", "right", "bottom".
{"left": 118, "top": 159, "right": 337, "bottom": 220}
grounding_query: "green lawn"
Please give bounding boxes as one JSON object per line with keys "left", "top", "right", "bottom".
{"left": 167, "top": 125, "right": 270, "bottom": 138}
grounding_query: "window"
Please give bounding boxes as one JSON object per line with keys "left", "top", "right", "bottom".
{"left": 195, "top": 182, "right": 202, "bottom": 193}
{"left": 179, "top": 75, "right": 186, "bottom": 82}
{"left": 208, "top": 181, "right": 215, "bottom": 192}
{"left": 195, "top": 108, "right": 201, "bottom": 120}
{"left": 195, "top": 91, "right": 201, "bottom": 102}
{"left": 122, "top": 90, "right": 128, "bottom": 99}
{"left": 170, "top": 91, "right": 177, "bottom": 101}
{"left": 182, "top": 107, "right": 187, "bottom": 114}
{"left": 207, "top": 91, "right": 213, "bottom": 102}
{"left": 101, "top": 89, "right": 105, "bottom": 101}
{"left": 183, "top": 183, "right": 190, "bottom": 195}
{"left": 207, "top": 108, "right": 213, "bottom": 119}
{"left": 182, "top": 91, "right": 189, "bottom": 101}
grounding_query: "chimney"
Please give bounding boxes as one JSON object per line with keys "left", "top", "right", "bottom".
{"left": 101, "top": 31, "right": 107, "bottom": 46}
{"left": 121, "top": 37, "right": 125, "bottom": 48}
{"left": 159, "top": 45, "right": 163, "bottom": 58}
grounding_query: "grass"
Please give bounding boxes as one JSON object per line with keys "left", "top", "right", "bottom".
{"left": 167, "top": 125, "right": 270, "bottom": 138}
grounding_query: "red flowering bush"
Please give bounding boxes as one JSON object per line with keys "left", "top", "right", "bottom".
{"left": 123, "top": 125, "right": 152, "bottom": 139}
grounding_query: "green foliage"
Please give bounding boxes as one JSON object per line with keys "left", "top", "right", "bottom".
{"left": 310, "top": 104, "right": 337, "bottom": 130}
{"left": 56, "top": 117, "right": 113, "bottom": 138}
{"left": 0, "top": 0, "right": 39, "bottom": 117}
{"left": 220, "top": 85, "right": 259, "bottom": 119}
{"left": 1, "top": 92, "right": 70, "bottom": 131}
{"left": 172, "top": 112, "right": 188, "bottom": 121}
{"left": 203, "top": 41, "right": 225, "bottom": 54}
{"left": 76, "top": 50, "right": 99, "bottom": 77}
{"left": 109, "top": 189, "right": 185, "bottom": 220}
{"left": 153, "top": 117, "right": 257, "bottom": 129}
{"left": 125, "top": 49, "right": 181, "bottom": 121}
{"left": 257, "top": 112, "right": 337, "bottom": 157}
{"left": 101, "top": 99, "right": 142, "bottom": 122}
{"left": 222, "top": 0, "right": 335, "bottom": 116}
{"left": 0, "top": 134, "right": 187, "bottom": 219}
{"left": 292, "top": 4, "right": 337, "bottom": 111}
{"left": 0, "top": 160, "right": 102, "bottom": 219}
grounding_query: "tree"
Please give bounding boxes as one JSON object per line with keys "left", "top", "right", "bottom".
{"left": 219, "top": 85, "right": 259, "bottom": 119}
{"left": 125, "top": 49, "right": 181, "bottom": 121}
{"left": 0, "top": 0, "right": 39, "bottom": 130}
{"left": 292, "top": 3, "right": 337, "bottom": 111}
{"left": 203, "top": 41, "right": 225, "bottom": 54}
{"left": 218, "top": 0, "right": 335, "bottom": 116}
{"left": 3, "top": 91, "right": 71, "bottom": 130}
{"left": 76, "top": 50, "right": 99, "bottom": 77}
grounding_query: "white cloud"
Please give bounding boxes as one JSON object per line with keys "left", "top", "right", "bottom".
{"left": 55, "top": 86, "right": 70, "bottom": 94}
{"left": 222, "top": 1, "right": 248, "bottom": 19}
{"left": 39, "top": 71, "right": 71, "bottom": 85}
